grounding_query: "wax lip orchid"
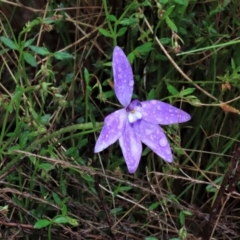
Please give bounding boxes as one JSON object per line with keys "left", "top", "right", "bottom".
{"left": 94, "top": 46, "right": 191, "bottom": 173}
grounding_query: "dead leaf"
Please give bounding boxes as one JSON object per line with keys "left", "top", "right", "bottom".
{"left": 220, "top": 104, "right": 240, "bottom": 114}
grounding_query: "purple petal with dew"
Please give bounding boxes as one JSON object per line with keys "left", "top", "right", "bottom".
{"left": 135, "top": 120, "right": 173, "bottom": 163}
{"left": 141, "top": 100, "right": 191, "bottom": 125}
{"left": 119, "top": 121, "right": 142, "bottom": 173}
{"left": 94, "top": 109, "right": 127, "bottom": 153}
{"left": 112, "top": 46, "right": 134, "bottom": 107}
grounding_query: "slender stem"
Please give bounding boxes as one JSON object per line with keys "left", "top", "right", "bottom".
{"left": 26, "top": 122, "right": 103, "bottom": 151}
{"left": 0, "top": 122, "right": 103, "bottom": 177}
{"left": 177, "top": 38, "right": 240, "bottom": 55}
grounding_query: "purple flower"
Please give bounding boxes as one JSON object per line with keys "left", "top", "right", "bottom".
{"left": 94, "top": 46, "right": 191, "bottom": 173}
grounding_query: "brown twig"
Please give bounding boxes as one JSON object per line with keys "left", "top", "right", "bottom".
{"left": 0, "top": 220, "right": 33, "bottom": 229}
{"left": 94, "top": 175, "right": 117, "bottom": 240}
{"left": 203, "top": 144, "right": 240, "bottom": 239}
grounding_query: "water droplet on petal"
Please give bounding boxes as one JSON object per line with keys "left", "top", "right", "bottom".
{"left": 159, "top": 137, "right": 168, "bottom": 147}
{"left": 166, "top": 148, "right": 171, "bottom": 154}
{"left": 145, "top": 128, "right": 154, "bottom": 135}
{"left": 129, "top": 80, "right": 134, "bottom": 87}
{"left": 157, "top": 106, "right": 161, "bottom": 110}
{"left": 101, "top": 141, "right": 107, "bottom": 149}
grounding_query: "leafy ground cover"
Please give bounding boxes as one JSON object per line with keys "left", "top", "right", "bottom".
{"left": 0, "top": 0, "right": 240, "bottom": 239}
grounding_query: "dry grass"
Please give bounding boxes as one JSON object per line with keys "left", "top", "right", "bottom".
{"left": 0, "top": 1, "right": 240, "bottom": 240}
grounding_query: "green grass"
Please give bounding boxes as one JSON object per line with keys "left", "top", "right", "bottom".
{"left": 0, "top": 0, "right": 240, "bottom": 239}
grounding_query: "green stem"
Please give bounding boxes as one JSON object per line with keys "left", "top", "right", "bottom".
{"left": 102, "top": 0, "right": 114, "bottom": 37}
{"left": 26, "top": 122, "right": 103, "bottom": 151}
{"left": 1, "top": 122, "right": 103, "bottom": 176}
{"left": 177, "top": 38, "right": 240, "bottom": 55}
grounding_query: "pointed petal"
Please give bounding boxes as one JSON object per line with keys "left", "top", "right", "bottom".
{"left": 94, "top": 109, "right": 127, "bottom": 153}
{"left": 119, "top": 122, "right": 142, "bottom": 173}
{"left": 112, "top": 46, "right": 134, "bottom": 107}
{"left": 135, "top": 120, "right": 173, "bottom": 163}
{"left": 141, "top": 100, "right": 191, "bottom": 125}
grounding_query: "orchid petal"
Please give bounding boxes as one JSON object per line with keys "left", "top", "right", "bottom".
{"left": 119, "top": 122, "right": 142, "bottom": 173}
{"left": 94, "top": 109, "right": 127, "bottom": 153}
{"left": 135, "top": 120, "right": 173, "bottom": 163}
{"left": 141, "top": 100, "right": 191, "bottom": 125}
{"left": 112, "top": 46, "right": 134, "bottom": 107}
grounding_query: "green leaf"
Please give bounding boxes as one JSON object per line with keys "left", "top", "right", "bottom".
{"left": 42, "top": 19, "right": 56, "bottom": 24}
{"left": 0, "top": 49, "right": 10, "bottom": 55}
{"left": 29, "top": 106, "right": 38, "bottom": 120}
{"left": 29, "top": 45, "right": 50, "bottom": 56}
{"left": 39, "top": 163, "right": 55, "bottom": 171}
{"left": 173, "top": 0, "right": 188, "bottom": 5}
{"left": 23, "top": 38, "right": 35, "bottom": 48}
{"left": 23, "top": 52, "right": 37, "bottom": 67}
{"left": 160, "top": 38, "right": 171, "bottom": 44}
{"left": 65, "top": 147, "right": 78, "bottom": 156}
{"left": 103, "top": 61, "right": 112, "bottom": 67}
{"left": 179, "top": 27, "right": 187, "bottom": 35}
{"left": 98, "top": 28, "right": 112, "bottom": 37}
{"left": 179, "top": 88, "right": 195, "bottom": 97}
{"left": 142, "top": 146, "right": 151, "bottom": 156}
{"left": 166, "top": 16, "right": 178, "bottom": 32}
{"left": 82, "top": 174, "right": 94, "bottom": 182}
{"left": 65, "top": 216, "right": 78, "bottom": 226}
{"left": 8, "top": 145, "right": 21, "bottom": 151}
{"left": 12, "top": 87, "right": 23, "bottom": 102}
{"left": 179, "top": 211, "right": 185, "bottom": 226}
{"left": 118, "top": 186, "right": 132, "bottom": 191}
{"left": 53, "top": 216, "right": 68, "bottom": 224}
{"left": 34, "top": 219, "right": 51, "bottom": 228}
{"left": 100, "top": 90, "right": 114, "bottom": 99}
{"left": 187, "top": 95, "right": 201, "bottom": 106}
{"left": 148, "top": 202, "right": 160, "bottom": 211}
{"left": 113, "top": 186, "right": 132, "bottom": 197}
{"left": 61, "top": 205, "right": 67, "bottom": 216}
{"left": 167, "top": 84, "right": 179, "bottom": 95}
{"left": 0, "top": 36, "right": 19, "bottom": 50}
{"left": 53, "top": 51, "right": 73, "bottom": 60}
{"left": 164, "top": 5, "right": 175, "bottom": 17}
{"left": 116, "top": 27, "right": 128, "bottom": 37}
{"left": 41, "top": 114, "right": 51, "bottom": 124}
{"left": 134, "top": 43, "right": 153, "bottom": 57}
{"left": 128, "top": 52, "right": 135, "bottom": 63}
{"left": 84, "top": 68, "right": 90, "bottom": 83}
{"left": 52, "top": 193, "right": 62, "bottom": 206}
{"left": 182, "top": 210, "right": 192, "bottom": 216}
{"left": 110, "top": 207, "right": 123, "bottom": 214}
{"left": 179, "top": 226, "right": 187, "bottom": 240}
{"left": 26, "top": 19, "right": 40, "bottom": 28}
{"left": 145, "top": 237, "right": 158, "bottom": 240}
{"left": 147, "top": 89, "right": 155, "bottom": 100}
{"left": 107, "top": 14, "right": 117, "bottom": 22}
{"left": 119, "top": 18, "right": 138, "bottom": 26}
{"left": 231, "top": 58, "right": 236, "bottom": 70}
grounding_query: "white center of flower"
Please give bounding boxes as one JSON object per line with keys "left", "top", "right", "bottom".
{"left": 128, "top": 110, "right": 142, "bottom": 123}
{"left": 126, "top": 100, "right": 142, "bottom": 123}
